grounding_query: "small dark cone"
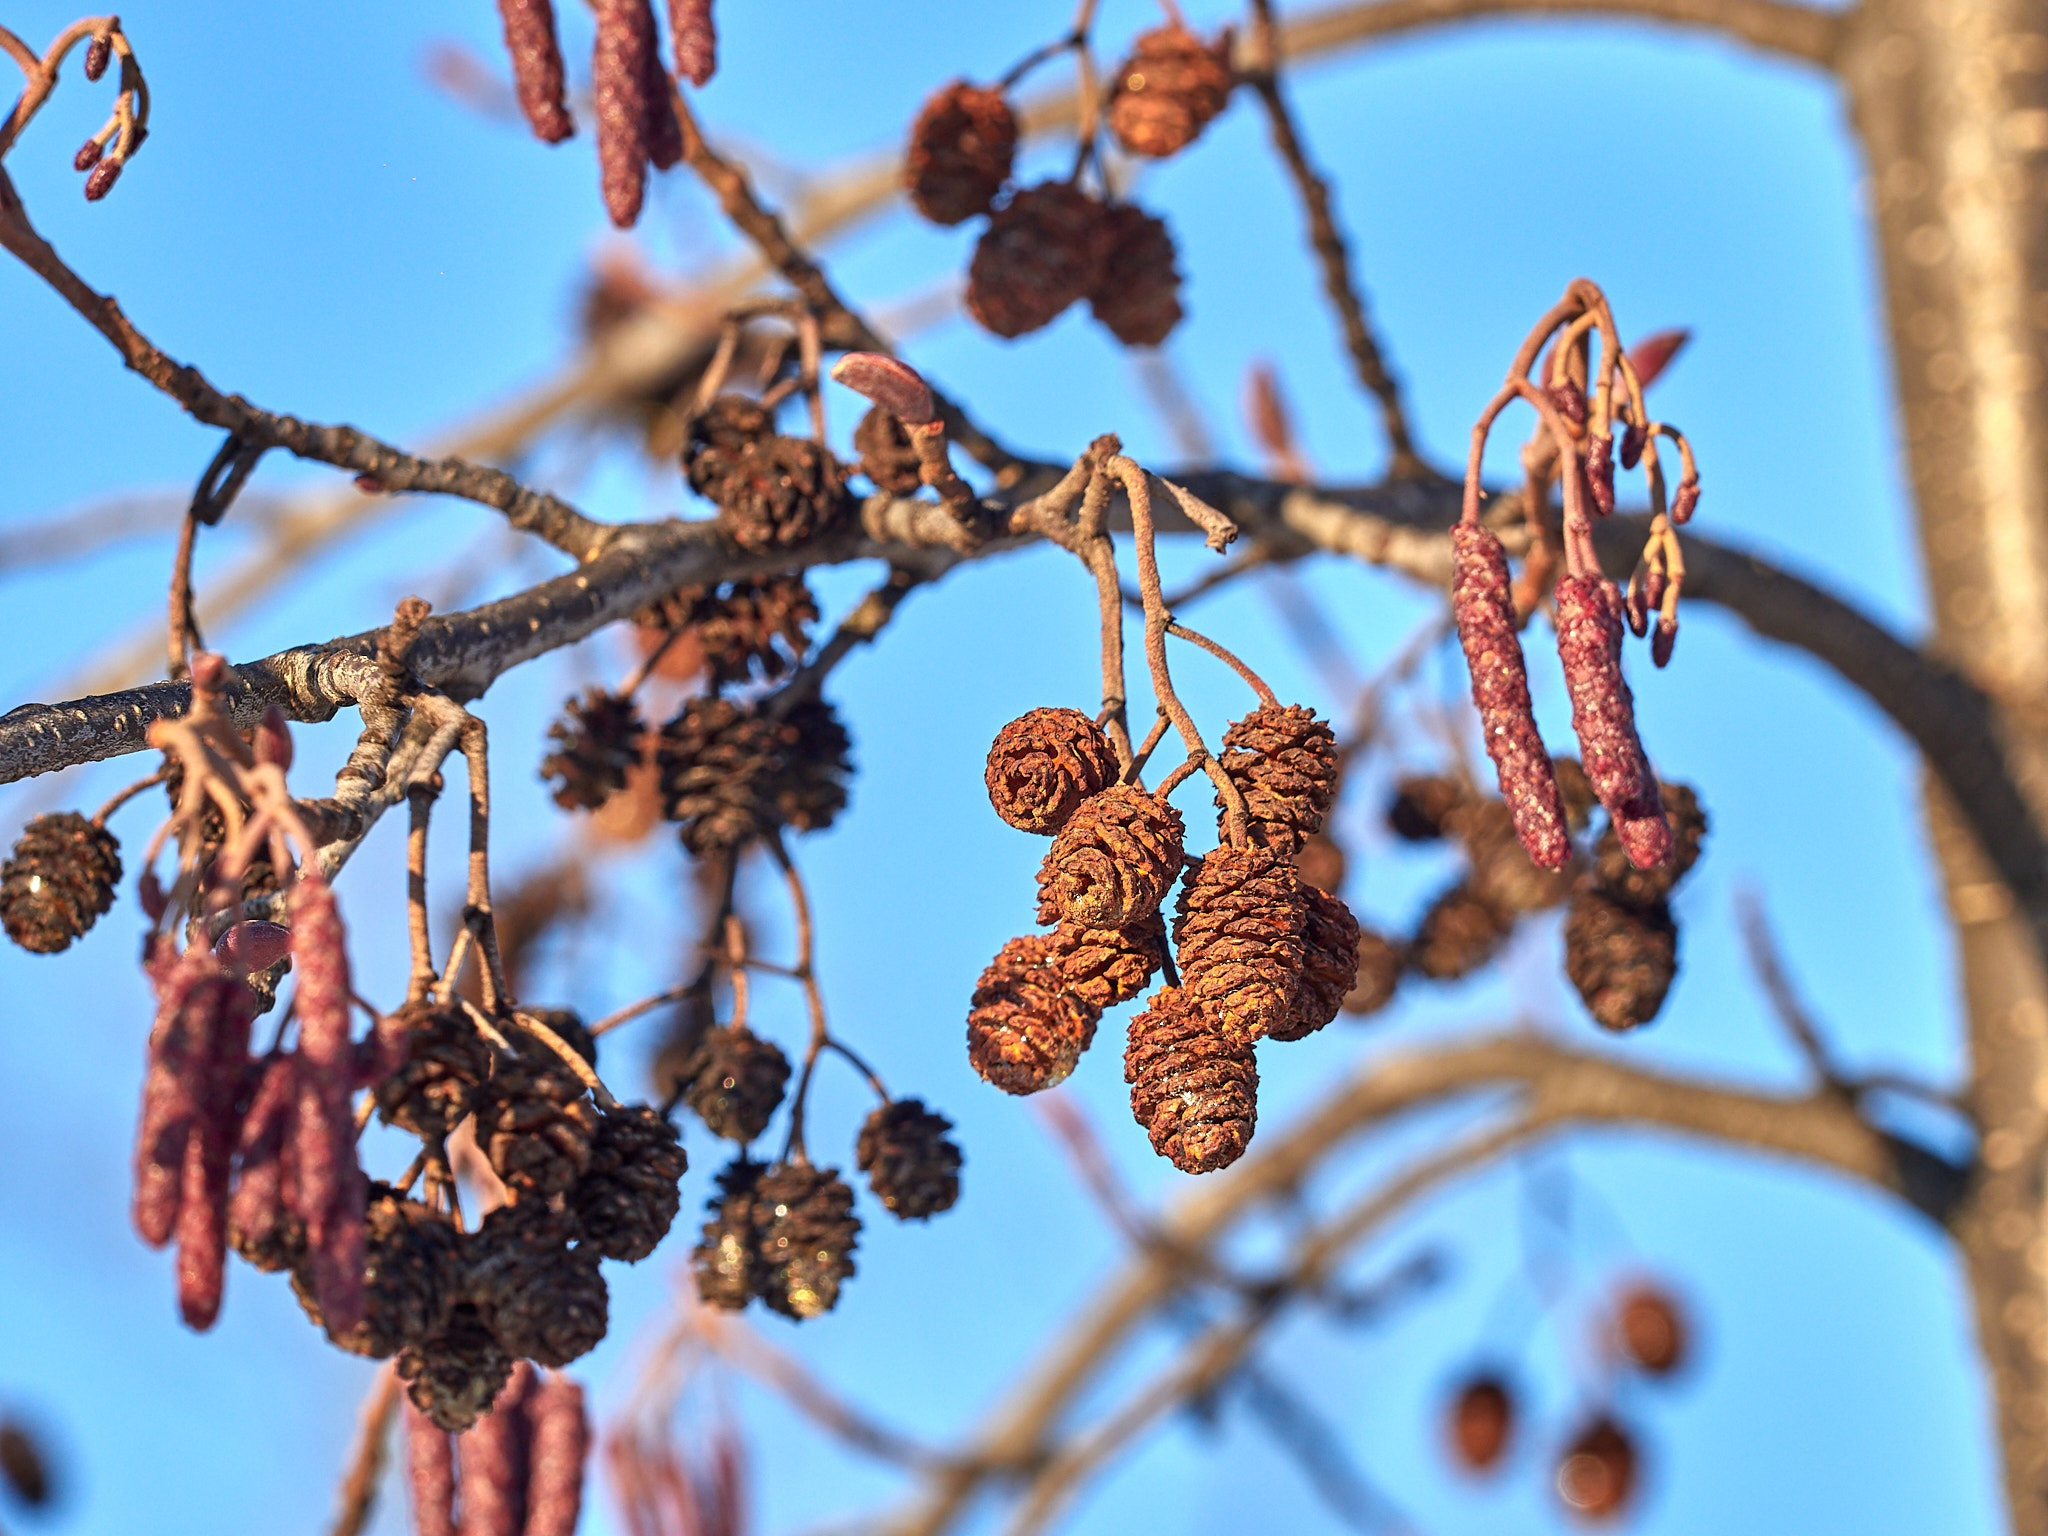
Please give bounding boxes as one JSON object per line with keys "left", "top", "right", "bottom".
{"left": 1408, "top": 884, "right": 1511, "bottom": 981}
{"left": 475, "top": 1056, "right": 600, "bottom": 1199}
{"left": 1040, "top": 784, "right": 1185, "bottom": 929}
{"left": 904, "top": 79, "right": 1018, "bottom": 225}
{"left": 372, "top": 1001, "right": 491, "bottom": 1140}
{"left": 711, "top": 436, "right": 851, "bottom": 552}
{"left": 1293, "top": 832, "right": 1346, "bottom": 896}
{"left": 1217, "top": 704, "right": 1339, "bottom": 855}
{"left": 854, "top": 405, "right": 924, "bottom": 495}
{"left": 1457, "top": 799, "right": 1578, "bottom": 917}
{"left": 1553, "top": 755, "right": 1599, "bottom": 831}
{"left": 1089, "top": 203, "right": 1183, "bottom": 347}
{"left": 1106, "top": 23, "right": 1236, "bottom": 158}
{"left": 1124, "top": 987, "right": 1257, "bottom": 1174}
{"left": 292, "top": 1185, "right": 461, "bottom": 1358}
{"left": 638, "top": 576, "right": 818, "bottom": 688}
{"left": 767, "top": 697, "right": 854, "bottom": 836}
{"left": 855, "top": 1099, "right": 962, "bottom": 1220}
{"left": 656, "top": 696, "right": 781, "bottom": 856}
{"left": 572, "top": 1103, "right": 687, "bottom": 1261}
{"left": 1387, "top": 774, "right": 1465, "bottom": 843}
{"left": 1448, "top": 1375, "right": 1514, "bottom": 1474}
{"left": 966, "top": 181, "right": 1109, "bottom": 339}
{"left": 0, "top": 811, "right": 120, "bottom": 953}
{"left": 509, "top": 1007, "right": 598, "bottom": 1069}
{"left": 693, "top": 1156, "right": 769, "bottom": 1310}
{"left": 1270, "top": 883, "right": 1360, "bottom": 1042}
{"left": 541, "top": 689, "right": 645, "bottom": 812}
{"left": 1564, "top": 891, "right": 1677, "bottom": 1031}
{"left": 1556, "top": 1415, "right": 1637, "bottom": 1521}
{"left": 398, "top": 1303, "right": 515, "bottom": 1434}
{"left": 755, "top": 1163, "right": 861, "bottom": 1319}
{"left": 966, "top": 933, "right": 1102, "bottom": 1094}
{"left": 984, "top": 707, "right": 1120, "bottom": 835}
{"left": 1343, "top": 928, "right": 1404, "bottom": 1016}
{"left": 1589, "top": 781, "right": 1707, "bottom": 908}
{"left": 468, "top": 1202, "right": 609, "bottom": 1368}
{"left": 0, "top": 1419, "right": 51, "bottom": 1507}
{"left": 1616, "top": 1283, "right": 1688, "bottom": 1375}
{"left": 1172, "top": 845, "right": 1309, "bottom": 1043}
{"left": 684, "top": 1023, "right": 790, "bottom": 1143}
{"left": 1050, "top": 911, "right": 1167, "bottom": 1010}
{"left": 684, "top": 394, "right": 775, "bottom": 503}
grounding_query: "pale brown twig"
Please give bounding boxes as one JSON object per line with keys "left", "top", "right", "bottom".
{"left": 327, "top": 1362, "right": 399, "bottom": 1536}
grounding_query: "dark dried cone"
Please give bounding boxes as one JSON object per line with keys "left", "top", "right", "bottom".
{"left": 1553, "top": 575, "right": 1671, "bottom": 870}
{"left": 399, "top": 1303, "right": 515, "bottom": 1434}
{"left": 1563, "top": 890, "right": 1677, "bottom": 1031}
{"left": 1106, "top": 23, "right": 1236, "bottom": 159}
{"left": 1449, "top": 1374, "right": 1514, "bottom": 1473}
{"left": 1040, "top": 784, "right": 1185, "bottom": 929}
{"left": 0, "top": 1419, "right": 50, "bottom": 1507}
{"left": 542, "top": 690, "right": 646, "bottom": 812}
{"left": 1616, "top": 1284, "right": 1687, "bottom": 1374}
{"left": 1387, "top": 774, "right": 1464, "bottom": 842}
{"left": 966, "top": 933, "right": 1101, "bottom": 1095}
{"left": 1556, "top": 1415, "right": 1637, "bottom": 1521}
{"left": 641, "top": 576, "right": 819, "bottom": 687}
{"left": 711, "top": 436, "right": 852, "bottom": 553}
{"left": 855, "top": 1099, "right": 962, "bottom": 1220}
{"left": 1124, "top": 987, "right": 1257, "bottom": 1174}
{"left": 1217, "top": 704, "right": 1338, "bottom": 855}
{"left": 1344, "top": 928, "right": 1404, "bottom": 1016}
{"left": 1090, "top": 203, "right": 1183, "bottom": 347}
{"left": 1294, "top": 832, "right": 1345, "bottom": 896}
{"left": 966, "top": 182, "right": 1109, "bottom": 339}
{"left": 1458, "top": 799, "right": 1577, "bottom": 917}
{"left": 985, "top": 707, "right": 1120, "bottom": 835}
{"left": 1270, "top": 883, "right": 1360, "bottom": 1042}
{"left": 476, "top": 1056, "right": 600, "bottom": 1199}
{"left": 497, "top": 0, "right": 575, "bottom": 143}
{"left": 769, "top": 698, "right": 854, "bottom": 835}
{"left": 469, "top": 1202, "right": 609, "bottom": 1367}
{"left": 905, "top": 79, "right": 1018, "bottom": 225}
{"left": 0, "top": 811, "right": 120, "bottom": 953}
{"left": 693, "top": 1156, "right": 769, "bottom": 1309}
{"left": 756, "top": 1163, "right": 861, "bottom": 1319}
{"left": 292, "top": 1185, "right": 461, "bottom": 1358}
{"left": 656, "top": 696, "right": 779, "bottom": 855}
{"left": 1051, "top": 911, "right": 1167, "bottom": 1010}
{"left": 1589, "top": 781, "right": 1707, "bottom": 908}
{"left": 683, "top": 394, "right": 775, "bottom": 501}
{"left": 1172, "top": 846, "right": 1309, "bottom": 1043}
{"left": 1451, "top": 523, "right": 1571, "bottom": 868}
{"left": 1408, "top": 883, "right": 1511, "bottom": 981}
{"left": 591, "top": 0, "right": 657, "bottom": 227}
{"left": 573, "top": 1103, "right": 687, "bottom": 1261}
{"left": 684, "top": 1023, "right": 790, "bottom": 1143}
{"left": 853, "top": 405, "right": 924, "bottom": 495}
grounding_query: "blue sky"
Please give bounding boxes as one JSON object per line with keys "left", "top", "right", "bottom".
{"left": 0, "top": 2, "right": 1996, "bottom": 1534}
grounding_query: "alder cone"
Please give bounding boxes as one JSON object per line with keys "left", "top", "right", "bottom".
{"left": 768, "top": 698, "right": 854, "bottom": 835}
{"left": 984, "top": 707, "right": 1120, "bottom": 835}
{"left": 1344, "top": 927, "right": 1404, "bottom": 1016}
{"left": 0, "top": 1422, "right": 50, "bottom": 1509}
{"left": 476, "top": 1057, "right": 600, "bottom": 1199}
{"left": 469, "top": 1203, "right": 609, "bottom": 1368}
{"left": 1459, "top": 798, "right": 1577, "bottom": 917}
{"left": 372, "top": 1003, "right": 490, "bottom": 1140}
{"left": 1408, "top": 883, "right": 1510, "bottom": 981}
{"left": 966, "top": 933, "right": 1100, "bottom": 1095}
{"left": 1293, "top": 831, "right": 1345, "bottom": 896}
{"left": 1563, "top": 890, "right": 1677, "bottom": 1031}
{"left": 756, "top": 1164, "right": 860, "bottom": 1320}
{"left": 855, "top": 1099, "right": 963, "bottom": 1220}
{"left": 1106, "top": 23, "right": 1235, "bottom": 159}
{"left": 572, "top": 1103, "right": 687, "bottom": 1261}
{"left": 0, "top": 811, "right": 120, "bottom": 953}
{"left": 1217, "top": 703, "right": 1339, "bottom": 854}
{"left": 966, "top": 182, "right": 1109, "bottom": 339}
{"left": 656, "top": 697, "right": 779, "bottom": 854}
{"left": 398, "top": 1303, "right": 515, "bottom": 1434}
{"left": 711, "top": 435, "right": 852, "bottom": 551}
{"left": 1556, "top": 1415, "right": 1637, "bottom": 1521}
{"left": 292, "top": 1186, "right": 461, "bottom": 1358}
{"left": 1172, "top": 845, "right": 1308, "bottom": 1042}
{"left": 854, "top": 405, "right": 923, "bottom": 495}
{"left": 542, "top": 689, "right": 644, "bottom": 811}
{"left": 1616, "top": 1284, "right": 1687, "bottom": 1375}
{"left": 1051, "top": 910, "right": 1167, "bottom": 1010}
{"left": 683, "top": 394, "right": 775, "bottom": 502}
{"left": 683, "top": 1023, "right": 790, "bottom": 1143}
{"left": 1040, "top": 784, "right": 1185, "bottom": 929}
{"left": 1124, "top": 987, "right": 1257, "bottom": 1174}
{"left": 904, "top": 79, "right": 1017, "bottom": 225}
{"left": 1387, "top": 773, "right": 1464, "bottom": 842}
{"left": 1270, "top": 883, "right": 1360, "bottom": 1042}
{"left": 1589, "top": 781, "right": 1707, "bottom": 908}
{"left": 1449, "top": 1375, "right": 1514, "bottom": 1473}
{"left": 1090, "top": 203, "right": 1183, "bottom": 347}
{"left": 640, "top": 576, "right": 817, "bottom": 687}
{"left": 693, "top": 1156, "right": 770, "bottom": 1309}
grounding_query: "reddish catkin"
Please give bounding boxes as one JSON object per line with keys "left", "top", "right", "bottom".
{"left": 132, "top": 942, "right": 214, "bottom": 1248}
{"left": 404, "top": 1401, "right": 458, "bottom": 1536}
{"left": 457, "top": 1364, "right": 534, "bottom": 1536}
{"left": 523, "top": 1374, "right": 590, "bottom": 1536}
{"left": 289, "top": 875, "right": 369, "bottom": 1336}
{"left": 1450, "top": 523, "right": 1570, "bottom": 869}
{"left": 640, "top": 33, "right": 683, "bottom": 171}
{"left": 670, "top": 0, "right": 716, "bottom": 86}
{"left": 226, "top": 1051, "right": 298, "bottom": 1271}
{"left": 1553, "top": 576, "right": 1673, "bottom": 869}
{"left": 591, "top": 0, "right": 657, "bottom": 227}
{"left": 175, "top": 973, "right": 256, "bottom": 1330}
{"left": 495, "top": 0, "right": 575, "bottom": 143}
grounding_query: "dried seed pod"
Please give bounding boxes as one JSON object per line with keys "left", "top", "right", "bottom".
{"left": 1293, "top": 832, "right": 1346, "bottom": 895}
{"left": 541, "top": 689, "right": 645, "bottom": 812}
{"left": 0, "top": 811, "right": 121, "bottom": 953}
{"left": 1050, "top": 911, "right": 1167, "bottom": 1010}
{"left": 1408, "top": 883, "right": 1511, "bottom": 981}
{"left": 1588, "top": 781, "right": 1706, "bottom": 908}
{"left": 404, "top": 1401, "right": 457, "bottom": 1536}
{"left": 290, "top": 876, "right": 369, "bottom": 1338}
{"left": 984, "top": 708, "right": 1120, "bottom": 835}
{"left": 967, "top": 934, "right": 1101, "bottom": 1094}
{"left": 496, "top": 0, "right": 575, "bottom": 143}
{"left": 853, "top": 405, "right": 924, "bottom": 495}
{"left": 1216, "top": 703, "right": 1338, "bottom": 855}
{"left": 855, "top": 1099, "right": 963, "bottom": 1220}
{"left": 292, "top": 1185, "right": 461, "bottom": 1358}
{"left": 670, "top": 0, "right": 715, "bottom": 86}
{"left": 684, "top": 1023, "right": 790, "bottom": 1143}
{"left": 1553, "top": 575, "right": 1671, "bottom": 870}
{"left": 1089, "top": 203, "right": 1183, "bottom": 347}
{"left": 469, "top": 1203, "right": 610, "bottom": 1367}
{"left": 372, "top": 1001, "right": 491, "bottom": 1141}
{"left": 1124, "top": 987, "right": 1257, "bottom": 1174}
{"left": 1270, "top": 883, "right": 1360, "bottom": 1042}
{"left": 592, "top": 0, "right": 657, "bottom": 227}
{"left": 1452, "top": 524, "right": 1570, "bottom": 868}
{"left": 228, "top": 1051, "right": 303, "bottom": 1272}
{"left": 966, "top": 181, "right": 1109, "bottom": 339}
{"left": 643, "top": 577, "right": 818, "bottom": 688}
{"left": 1448, "top": 1374, "right": 1514, "bottom": 1473}
{"left": 1458, "top": 799, "right": 1577, "bottom": 917}
{"left": 693, "top": 1156, "right": 770, "bottom": 1309}
{"left": 1171, "top": 846, "right": 1309, "bottom": 1043}
{"left": 1343, "top": 927, "right": 1404, "bottom": 1016}
{"left": 656, "top": 696, "right": 781, "bottom": 855}
{"left": 524, "top": 1372, "right": 590, "bottom": 1536}
{"left": 711, "top": 436, "right": 852, "bottom": 552}
{"left": 0, "top": 1419, "right": 51, "bottom": 1507}
{"left": 455, "top": 1364, "right": 533, "bottom": 1536}
{"left": 1040, "top": 785, "right": 1185, "bottom": 929}
{"left": 475, "top": 1056, "right": 600, "bottom": 1199}
{"left": 755, "top": 1163, "right": 861, "bottom": 1319}
{"left": 1563, "top": 890, "right": 1677, "bottom": 1031}
{"left": 398, "top": 1303, "right": 515, "bottom": 1434}
{"left": 905, "top": 80, "right": 1018, "bottom": 225}
{"left": 1386, "top": 774, "right": 1465, "bottom": 843}
{"left": 1106, "top": 23, "right": 1236, "bottom": 159}
{"left": 767, "top": 697, "right": 854, "bottom": 836}
{"left": 1615, "top": 1283, "right": 1688, "bottom": 1375}
{"left": 572, "top": 1103, "right": 687, "bottom": 1261}
{"left": 1556, "top": 1415, "right": 1637, "bottom": 1521}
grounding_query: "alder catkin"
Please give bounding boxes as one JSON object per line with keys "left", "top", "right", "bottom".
{"left": 496, "top": 0, "right": 575, "bottom": 143}
{"left": 403, "top": 1400, "right": 458, "bottom": 1536}
{"left": 175, "top": 971, "right": 256, "bottom": 1330}
{"left": 289, "top": 875, "right": 368, "bottom": 1338}
{"left": 455, "top": 1364, "right": 533, "bottom": 1536}
{"left": 1553, "top": 575, "right": 1672, "bottom": 869}
{"left": 133, "top": 943, "right": 213, "bottom": 1248}
{"left": 591, "top": 0, "right": 656, "bottom": 227}
{"left": 524, "top": 1373, "right": 590, "bottom": 1536}
{"left": 671, "top": 0, "right": 716, "bottom": 86}
{"left": 228, "top": 1051, "right": 302, "bottom": 1272}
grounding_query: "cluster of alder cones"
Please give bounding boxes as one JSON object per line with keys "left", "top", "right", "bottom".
{"left": 904, "top": 18, "right": 1237, "bottom": 343}
{"left": 968, "top": 700, "right": 1358, "bottom": 1174}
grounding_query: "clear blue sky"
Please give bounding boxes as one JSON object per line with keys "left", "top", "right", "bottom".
{"left": 0, "top": 2, "right": 1993, "bottom": 1534}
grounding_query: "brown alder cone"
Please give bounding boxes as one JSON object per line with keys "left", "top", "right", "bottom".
{"left": 1588, "top": 780, "right": 1707, "bottom": 908}
{"left": 1106, "top": 23, "right": 1236, "bottom": 158}
{"left": 768, "top": 698, "right": 854, "bottom": 835}
{"left": 1040, "top": 784, "right": 1185, "bottom": 929}
{"left": 496, "top": 0, "right": 574, "bottom": 143}
{"left": 592, "top": 0, "right": 657, "bottom": 227}
{"left": 693, "top": 1156, "right": 770, "bottom": 1309}
{"left": 541, "top": 689, "right": 645, "bottom": 811}
{"left": 475, "top": 1056, "right": 600, "bottom": 1199}
{"left": 1554, "top": 575, "right": 1672, "bottom": 870}
{"left": 985, "top": 707, "right": 1121, "bottom": 835}
{"left": 1124, "top": 987, "right": 1258, "bottom": 1174}
{"left": 1615, "top": 1284, "right": 1688, "bottom": 1374}
{"left": 456, "top": 1363, "right": 533, "bottom": 1536}
{"left": 683, "top": 394, "right": 775, "bottom": 502}
{"left": 967, "top": 933, "right": 1101, "bottom": 1094}
{"left": 403, "top": 1400, "right": 457, "bottom": 1536}
{"left": 1456, "top": 798, "right": 1578, "bottom": 917}
{"left": 1217, "top": 703, "right": 1339, "bottom": 855}
{"left": 524, "top": 1372, "right": 590, "bottom": 1536}
{"left": 1172, "top": 845, "right": 1309, "bottom": 1043}
{"left": 683, "top": 1023, "right": 790, "bottom": 1143}
{"left": 1556, "top": 1415, "right": 1637, "bottom": 1520}
{"left": 1448, "top": 1375, "right": 1514, "bottom": 1473}
{"left": 0, "top": 1421, "right": 48, "bottom": 1508}
{"left": 712, "top": 437, "right": 853, "bottom": 552}
{"left": 1563, "top": 890, "right": 1678, "bottom": 1030}
{"left": 755, "top": 1163, "right": 861, "bottom": 1319}
{"left": 644, "top": 577, "right": 818, "bottom": 688}
{"left": 905, "top": 80, "right": 1018, "bottom": 225}
{"left": 1386, "top": 773, "right": 1464, "bottom": 842}
{"left": 470, "top": 1203, "right": 609, "bottom": 1367}
{"left": 1293, "top": 831, "right": 1345, "bottom": 895}
{"left": 1451, "top": 523, "right": 1570, "bottom": 868}
{"left": 372, "top": 1001, "right": 490, "bottom": 1141}
{"left": 399, "top": 1303, "right": 515, "bottom": 1434}
{"left": 855, "top": 1099, "right": 963, "bottom": 1220}
{"left": 1408, "top": 883, "right": 1511, "bottom": 981}
{"left": 293, "top": 1186, "right": 461, "bottom": 1358}
{"left": 853, "top": 405, "right": 924, "bottom": 494}
{"left": 1344, "top": 927, "right": 1404, "bottom": 1016}
{"left": 1270, "top": 883, "right": 1360, "bottom": 1041}
{"left": 1050, "top": 910, "right": 1167, "bottom": 1010}
{"left": 655, "top": 697, "right": 779, "bottom": 854}
{"left": 1089, "top": 203, "right": 1184, "bottom": 347}
{"left": 572, "top": 1103, "right": 687, "bottom": 1261}
{"left": 0, "top": 810, "right": 120, "bottom": 953}
{"left": 966, "top": 182, "right": 1110, "bottom": 339}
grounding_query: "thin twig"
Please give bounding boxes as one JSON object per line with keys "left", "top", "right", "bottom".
{"left": 327, "top": 1362, "right": 399, "bottom": 1536}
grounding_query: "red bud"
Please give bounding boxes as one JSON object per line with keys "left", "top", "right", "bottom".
{"left": 1626, "top": 328, "right": 1690, "bottom": 391}
{"left": 83, "top": 159, "right": 122, "bottom": 201}
{"left": 214, "top": 920, "right": 293, "bottom": 975}
{"left": 830, "top": 352, "right": 939, "bottom": 426}
{"left": 73, "top": 139, "right": 103, "bottom": 172}
{"left": 1618, "top": 421, "right": 1644, "bottom": 471}
{"left": 83, "top": 33, "right": 111, "bottom": 81}
{"left": 1671, "top": 479, "right": 1700, "bottom": 524}
{"left": 254, "top": 704, "right": 294, "bottom": 771}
